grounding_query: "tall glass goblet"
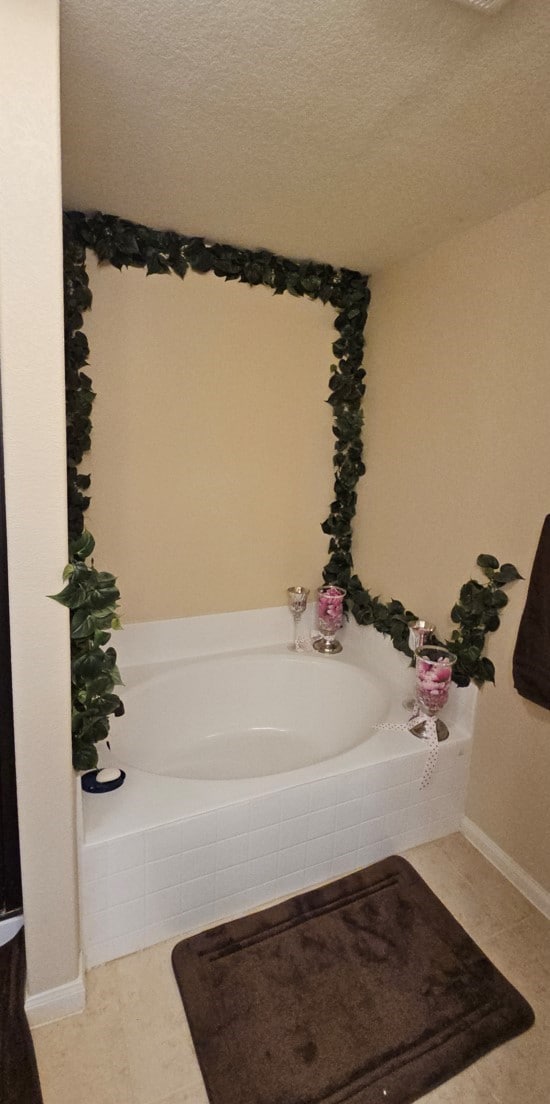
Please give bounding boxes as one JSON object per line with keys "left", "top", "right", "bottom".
{"left": 413, "top": 645, "right": 456, "bottom": 741}
{"left": 403, "top": 620, "right": 435, "bottom": 712}
{"left": 287, "top": 587, "right": 309, "bottom": 651}
{"left": 313, "top": 585, "right": 346, "bottom": 654}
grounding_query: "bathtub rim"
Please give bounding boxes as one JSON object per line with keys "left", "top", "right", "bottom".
{"left": 82, "top": 613, "right": 477, "bottom": 846}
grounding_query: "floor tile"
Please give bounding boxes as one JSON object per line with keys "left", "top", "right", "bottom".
{"left": 31, "top": 832, "right": 550, "bottom": 1104}
{"left": 32, "top": 964, "right": 135, "bottom": 1104}
{"left": 113, "top": 939, "right": 207, "bottom": 1104}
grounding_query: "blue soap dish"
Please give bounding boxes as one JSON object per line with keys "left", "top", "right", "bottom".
{"left": 81, "top": 769, "right": 126, "bottom": 794}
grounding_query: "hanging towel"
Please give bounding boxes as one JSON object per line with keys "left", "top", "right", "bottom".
{"left": 513, "top": 515, "right": 550, "bottom": 709}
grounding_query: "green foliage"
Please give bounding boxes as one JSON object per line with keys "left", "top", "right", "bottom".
{"left": 50, "top": 531, "right": 123, "bottom": 771}
{"left": 60, "top": 210, "right": 522, "bottom": 772}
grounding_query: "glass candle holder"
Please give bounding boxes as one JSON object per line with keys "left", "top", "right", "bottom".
{"left": 313, "top": 585, "right": 346, "bottom": 654}
{"left": 403, "top": 620, "right": 436, "bottom": 711}
{"left": 286, "top": 586, "right": 309, "bottom": 650}
{"left": 415, "top": 645, "right": 456, "bottom": 716}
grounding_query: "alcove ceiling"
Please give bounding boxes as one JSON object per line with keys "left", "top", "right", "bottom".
{"left": 61, "top": 0, "right": 550, "bottom": 272}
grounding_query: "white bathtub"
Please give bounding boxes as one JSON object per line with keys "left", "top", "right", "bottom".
{"left": 112, "top": 651, "right": 390, "bottom": 779}
{"left": 80, "top": 607, "right": 476, "bottom": 967}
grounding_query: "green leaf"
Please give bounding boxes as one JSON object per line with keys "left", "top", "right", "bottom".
{"left": 479, "top": 657, "right": 496, "bottom": 684}
{"left": 476, "top": 553, "right": 499, "bottom": 572}
{"left": 493, "top": 563, "right": 523, "bottom": 585}
{"left": 72, "top": 741, "right": 98, "bottom": 771}
{"left": 70, "top": 530, "right": 95, "bottom": 561}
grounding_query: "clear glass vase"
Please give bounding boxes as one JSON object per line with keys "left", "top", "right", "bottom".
{"left": 313, "top": 585, "right": 346, "bottom": 654}
{"left": 415, "top": 645, "right": 456, "bottom": 716}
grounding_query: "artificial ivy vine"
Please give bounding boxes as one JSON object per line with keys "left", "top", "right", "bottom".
{"left": 57, "top": 210, "right": 520, "bottom": 769}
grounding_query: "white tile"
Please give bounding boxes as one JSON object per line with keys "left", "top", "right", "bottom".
{"left": 181, "top": 843, "right": 217, "bottom": 881}
{"left": 278, "top": 842, "right": 306, "bottom": 877}
{"left": 306, "top": 834, "right": 334, "bottom": 867}
{"left": 281, "top": 785, "right": 310, "bottom": 821}
{"left": 386, "top": 755, "right": 415, "bottom": 786}
{"left": 145, "top": 885, "right": 181, "bottom": 924}
{"left": 81, "top": 877, "right": 110, "bottom": 916}
{"left": 357, "top": 841, "right": 391, "bottom": 869}
{"left": 361, "top": 783, "right": 409, "bottom": 823}
{"left": 384, "top": 808, "right": 405, "bottom": 836}
{"left": 403, "top": 803, "right": 432, "bottom": 832}
{"left": 182, "top": 811, "right": 217, "bottom": 850}
{"left": 108, "top": 832, "right": 145, "bottom": 874}
{"left": 248, "top": 852, "right": 278, "bottom": 887}
{"left": 181, "top": 902, "right": 221, "bottom": 934}
{"left": 358, "top": 816, "right": 386, "bottom": 847}
{"left": 361, "top": 790, "right": 388, "bottom": 821}
{"left": 81, "top": 842, "right": 109, "bottom": 883}
{"left": 333, "top": 824, "right": 360, "bottom": 857}
{"left": 86, "top": 928, "right": 147, "bottom": 968}
{"left": 215, "top": 833, "right": 248, "bottom": 869}
{"left": 363, "top": 761, "right": 393, "bottom": 794}
{"left": 216, "top": 801, "right": 250, "bottom": 840}
{"left": 216, "top": 862, "right": 249, "bottom": 900}
{"left": 426, "top": 769, "right": 455, "bottom": 799}
{"left": 83, "top": 909, "right": 109, "bottom": 946}
{"left": 248, "top": 823, "right": 280, "bottom": 859}
{"left": 249, "top": 792, "right": 282, "bottom": 830}
{"left": 336, "top": 770, "right": 365, "bottom": 804}
{"left": 331, "top": 852, "right": 358, "bottom": 878}
{"left": 307, "top": 860, "right": 333, "bottom": 886}
{"left": 217, "top": 889, "right": 253, "bottom": 918}
{"left": 280, "top": 815, "right": 309, "bottom": 849}
{"left": 145, "top": 823, "right": 181, "bottom": 863}
{"left": 102, "top": 897, "right": 145, "bottom": 940}
{"left": 105, "top": 866, "right": 145, "bottom": 907}
{"left": 144, "top": 915, "right": 187, "bottom": 948}
{"left": 183, "top": 874, "right": 216, "bottom": 909}
{"left": 335, "top": 798, "right": 362, "bottom": 830}
{"left": 146, "top": 854, "right": 182, "bottom": 894}
{"left": 308, "top": 806, "right": 336, "bottom": 840}
{"left": 309, "top": 777, "right": 337, "bottom": 811}
{"left": 428, "top": 794, "right": 454, "bottom": 822}
{"left": 276, "top": 871, "right": 306, "bottom": 898}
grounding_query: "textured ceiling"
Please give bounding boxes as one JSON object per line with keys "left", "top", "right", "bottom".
{"left": 61, "top": 0, "right": 550, "bottom": 272}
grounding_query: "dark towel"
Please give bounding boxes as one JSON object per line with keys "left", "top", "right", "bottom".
{"left": 513, "top": 515, "right": 550, "bottom": 709}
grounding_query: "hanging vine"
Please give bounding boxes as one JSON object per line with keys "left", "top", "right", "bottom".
{"left": 56, "top": 210, "right": 520, "bottom": 769}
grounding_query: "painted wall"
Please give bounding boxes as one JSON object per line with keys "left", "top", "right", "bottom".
{"left": 84, "top": 261, "right": 336, "bottom": 622}
{"left": 0, "top": 0, "right": 81, "bottom": 999}
{"left": 354, "top": 187, "right": 550, "bottom": 891}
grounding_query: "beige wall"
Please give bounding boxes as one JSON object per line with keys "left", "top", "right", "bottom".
{"left": 84, "top": 262, "right": 335, "bottom": 621}
{"left": 0, "top": 0, "right": 80, "bottom": 998}
{"left": 354, "top": 188, "right": 550, "bottom": 891}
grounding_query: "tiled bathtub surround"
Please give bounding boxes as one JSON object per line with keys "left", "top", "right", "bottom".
{"left": 81, "top": 609, "right": 475, "bottom": 967}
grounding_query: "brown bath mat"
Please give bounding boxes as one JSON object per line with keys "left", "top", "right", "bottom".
{"left": 172, "top": 856, "right": 534, "bottom": 1104}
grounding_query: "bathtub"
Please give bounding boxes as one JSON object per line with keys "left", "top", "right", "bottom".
{"left": 80, "top": 607, "right": 476, "bottom": 967}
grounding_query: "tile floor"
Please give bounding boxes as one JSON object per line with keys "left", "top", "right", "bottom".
{"left": 32, "top": 833, "right": 550, "bottom": 1104}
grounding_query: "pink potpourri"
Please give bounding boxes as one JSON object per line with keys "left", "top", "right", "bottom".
{"left": 416, "top": 655, "right": 453, "bottom": 712}
{"left": 318, "top": 586, "right": 345, "bottom": 631}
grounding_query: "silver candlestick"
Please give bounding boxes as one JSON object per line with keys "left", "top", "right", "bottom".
{"left": 287, "top": 587, "right": 310, "bottom": 651}
{"left": 403, "top": 620, "right": 436, "bottom": 712}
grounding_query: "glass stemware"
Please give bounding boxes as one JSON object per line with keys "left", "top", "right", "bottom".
{"left": 313, "top": 585, "right": 346, "bottom": 654}
{"left": 286, "top": 587, "right": 309, "bottom": 651}
{"left": 412, "top": 645, "right": 456, "bottom": 741}
{"left": 403, "top": 620, "right": 435, "bottom": 712}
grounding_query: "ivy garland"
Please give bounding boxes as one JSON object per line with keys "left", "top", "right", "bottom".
{"left": 56, "top": 210, "right": 520, "bottom": 769}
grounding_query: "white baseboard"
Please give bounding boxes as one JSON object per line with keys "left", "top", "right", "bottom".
{"left": 461, "top": 816, "right": 550, "bottom": 920}
{"left": 25, "top": 957, "right": 86, "bottom": 1026}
